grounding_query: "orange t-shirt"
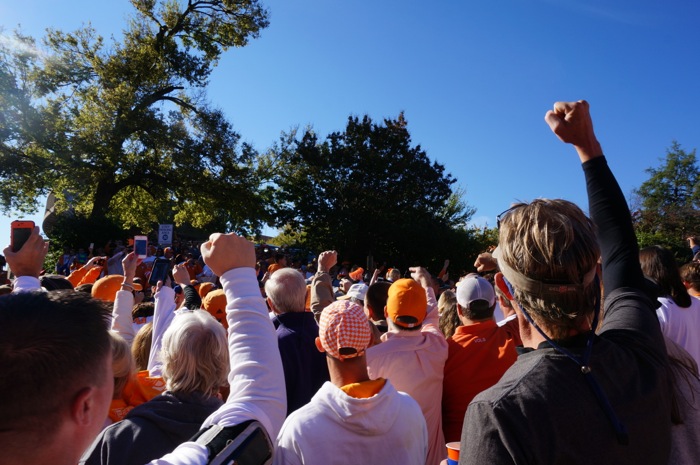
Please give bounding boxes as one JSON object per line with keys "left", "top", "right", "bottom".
{"left": 341, "top": 378, "right": 387, "bottom": 399}
{"left": 441, "top": 318, "right": 519, "bottom": 442}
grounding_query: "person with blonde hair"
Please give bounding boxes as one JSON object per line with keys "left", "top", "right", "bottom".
{"left": 82, "top": 295, "right": 229, "bottom": 465}
{"left": 105, "top": 331, "right": 136, "bottom": 427}
{"left": 3, "top": 228, "right": 285, "bottom": 465}
{"left": 438, "top": 289, "right": 460, "bottom": 338}
{"left": 460, "top": 101, "right": 672, "bottom": 464}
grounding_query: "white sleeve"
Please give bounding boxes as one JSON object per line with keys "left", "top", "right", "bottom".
{"left": 111, "top": 290, "right": 136, "bottom": 346}
{"left": 147, "top": 286, "right": 177, "bottom": 377}
{"left": 148, "top": 267, "right": 286, "bottom": 465}
{"left": 422, "top": 286, "right": 440, "bottom": 329}
{"left": 12, "top": 276, "right": 42, "bottom": 293}
{"left": 201, "top": 267, "right": 286, "bottom": 437}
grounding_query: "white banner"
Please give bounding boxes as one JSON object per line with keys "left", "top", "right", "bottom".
{"left": 158, "top": 224, "right": 173, "bottom": 246}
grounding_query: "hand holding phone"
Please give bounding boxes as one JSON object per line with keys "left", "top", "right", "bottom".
{"left": 11, "top": 221, "right": 35, "bottom": 253}
{"left": 149, "top": 258, "right": 171, "bottom": 286}
{"left": 4, "top": 225, "right": 48, "bottom": 278}
{"left": 134, "top": 235, "right": 148, "bottom": 258}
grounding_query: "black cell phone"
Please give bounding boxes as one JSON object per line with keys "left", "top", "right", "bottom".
{"left": 149, "top": 258, "right": 171, "bottom": 286}
{"left": 11, "top": 220, "right": 35, "bottom": 252}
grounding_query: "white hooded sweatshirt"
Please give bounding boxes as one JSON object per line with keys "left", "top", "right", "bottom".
{"left": 274, "top": 380, "right": 428, "bottom": 465}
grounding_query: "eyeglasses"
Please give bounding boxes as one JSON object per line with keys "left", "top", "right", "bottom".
{"left": 496, "top": 204, "right": 524, "bottom": 229}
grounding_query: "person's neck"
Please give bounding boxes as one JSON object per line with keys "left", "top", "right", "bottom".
{"left": 459, "top": 316, "right": 494, "bottom": 326}
{"left": 1, "top": 429, "right": 80, "bottom": 465}
{"left": 689, "top": 288, "right": 700, "bottom": 298}
{"left": 327, "top": 355, "right": 371, "bottom": 388}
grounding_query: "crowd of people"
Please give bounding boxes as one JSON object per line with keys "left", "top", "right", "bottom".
{"left": 1, "top": 100, "right": 699, "bottom": 465}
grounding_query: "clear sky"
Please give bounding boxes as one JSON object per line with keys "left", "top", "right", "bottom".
{"left": 1, "top": 0, "right": 699, "bottom": 244}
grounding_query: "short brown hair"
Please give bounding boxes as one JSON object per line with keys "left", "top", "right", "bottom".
{"left": 0, "top": 291, "right": 111, "bottom": 436}
{"left": 680, "top": 261, "right": 700, "bottom": 293}
{"left": 498, "top": 199, "right": 600, "bottom": 339}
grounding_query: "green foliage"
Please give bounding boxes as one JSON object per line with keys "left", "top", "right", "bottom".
{"left": 633, "top": 141, "right": 700, "bottom": 253}
{"left": 0, "top": 1, "right": 270, "bottom": 237}
{"left": 269, "top": 113, "right": 479, "bottom": 271}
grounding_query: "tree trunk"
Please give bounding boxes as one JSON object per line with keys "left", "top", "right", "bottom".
{"left": 90, "top": 179, "right": 118, "bottom": 221}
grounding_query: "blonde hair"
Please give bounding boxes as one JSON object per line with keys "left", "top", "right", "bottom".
{"left": 131, "top": 322, "right": 153, "bottom": 372}
{"left": 109, "top": 331, "right": 135, "bottom": 398}
{"left": 161, "top": 310, "right": 229, "bottom": 396}
{"left": 498, "top": 199, "right": 600, "bottom": 339}
{"left": 438, "top": 290, "right": 460, "bottom": 338}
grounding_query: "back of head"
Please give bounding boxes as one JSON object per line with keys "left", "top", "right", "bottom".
{"left": 0, "top": 291, "right": 111, "bottom": 436}
{"left": 387, "top": 268, "right": 401, "bottom": 282}
{"left": 640, "top": 246, "right": 691, "bottom": 308}
{"left": 40, "top": 274, "right": 75, "bottom": 291}
{"left": 679, "top": 262, "right": 700, "bottom": 293}
{"left": 265, "top": 268, "right": 306, "bottom": 313}
{"left": 386, "top": 278, "right": 427, "bottom": 330}
{"left": 456, "top": 275, "right": 496, "bottom": 321}
{"left": 132, "top": 322, "right": 154, "bottom": 372}
{"left": 161, "top": 310, "right": 229, "bottom": 396}
{"left": 438, "top": 290, "right": 460, "bottom": 338}
{"left": 109, "top": 331, "right": 134, "bottom": 397}
{"left": 497, "top": 199, "right": 600, "bottom": 339}
{"left": 366, "top": 281, "right": 391, "bottom": 321}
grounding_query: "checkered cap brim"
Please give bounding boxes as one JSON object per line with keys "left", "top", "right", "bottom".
{"left": 319, "top": 300, "right": 372, "bottom": 360}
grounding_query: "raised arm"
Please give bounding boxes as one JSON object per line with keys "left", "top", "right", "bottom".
{"left": 110, "top": 252, "right": 139, "bottom": 345}
{"left": 150, "top": 233, "right": 286, "bottom": 465}
{"left": 5, "top": 226, "right": 47, "bottom": 292}
{"left": 311, "top": 250, "right": 337, "bottom": 318}
{"left": 147, "top": 282, "right": 177, "bottom": 377}
{"left": 545, "top": 100, "right": 645, "bottom": 294}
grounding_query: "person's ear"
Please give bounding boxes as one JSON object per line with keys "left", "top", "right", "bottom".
{"left": 315, "top": 337, "right": 325, "bottom": 353}
{"left": 266, "top": 297, "right": 279, "bottom": 314}
{"left": 384, "top": 306, "right": 388, "bottom": 318}
{"left": 71, "top": 386, "right": 103, "bottom": 427}
{"left": 456, "top": 303, "right": 465, "bottom": 317}
{"left": 495, "top": 272, "right": 514, "bottom": 301}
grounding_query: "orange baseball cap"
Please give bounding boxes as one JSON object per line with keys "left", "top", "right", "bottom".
{"left": 386, "top": 278, "right": 427, "bottom": 328}
{"left": 198, "top": 282, "right": 215, "bottom": 299}
{"left": 349, "top": 267, "right": 364, "bottom": 282}
{"left": 202, "top": 289, "right": 228, "bottom": 329}
{"left": 92, "top": 275, "right": 124, "bottom": 302}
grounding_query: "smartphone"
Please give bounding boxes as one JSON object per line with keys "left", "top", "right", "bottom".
{"left": 134, "top": 235, "right": 148, "bottom": 258}
{"left": 149, "top": 258, "right": 171, "bottom": 286}
{"left": 11, "top": 220, "right": 35, "bottom": 252}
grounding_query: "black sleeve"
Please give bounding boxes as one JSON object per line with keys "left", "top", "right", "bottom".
{"left": 183, "top": 284, "right": 202, "bottom": 310}
{"left": 583, "top": 156, "right": 645, "bottom": 295}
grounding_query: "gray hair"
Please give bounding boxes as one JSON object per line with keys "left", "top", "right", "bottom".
{"left": 161, "top": 310, "right": 229, "bottom": 396}
{"left": 265, "top": 268, "right": 306, "bottom": 313}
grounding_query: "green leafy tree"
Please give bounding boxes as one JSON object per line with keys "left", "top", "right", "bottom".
{"left": 268, "top": 113, "right": 480, "bottom": 271}
{"left": 633, "top": 141, "right": 700, "bottom": 257}
{"left": 0, "top": 0, "right": 271, "bottom": 244}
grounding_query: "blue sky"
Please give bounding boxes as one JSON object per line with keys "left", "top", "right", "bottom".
{"left": 1, "top": 0, "right": 699, "bottom": 244}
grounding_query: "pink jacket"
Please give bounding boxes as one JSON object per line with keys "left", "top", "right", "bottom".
{"left": 366, "top": 287, "right": 448, "bottom": 465}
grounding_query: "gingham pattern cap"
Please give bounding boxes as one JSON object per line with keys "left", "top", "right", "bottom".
{"left": 319, "top": 300, "right": 372, "bottom": 360}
